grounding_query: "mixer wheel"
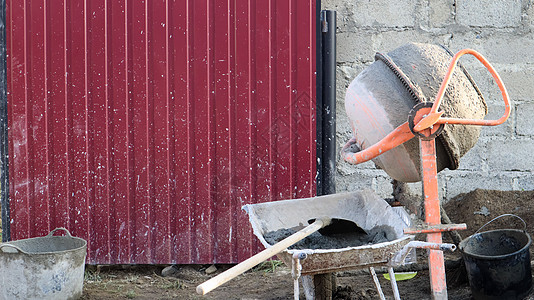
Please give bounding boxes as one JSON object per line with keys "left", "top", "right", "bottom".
{"left": 313, "top": 272, "right": 337, "bottom": 300}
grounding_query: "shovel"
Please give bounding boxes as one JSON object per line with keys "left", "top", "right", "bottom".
{"left": 196, "top": 217, "right": 332, "bottom": 295}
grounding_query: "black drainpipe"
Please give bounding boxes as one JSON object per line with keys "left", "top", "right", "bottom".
{"left": 0, "top": 0, "right": 9, "bottom": 242}
{"left": 317, "top": 9, "right": 336, "bottom": 196}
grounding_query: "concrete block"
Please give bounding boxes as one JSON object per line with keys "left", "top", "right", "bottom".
{"left": 481, "top": 34, "right": 534, "bottom": 65}
{"left": 456, "top": 138, "right": 487, "bottom": 171}
{"left": 406, "top": 182, "right": 423, "bottom": 199}
{"left": 336, "top": 110, "right": 351, "bottom": 132}
{"left": 480, "top": 104, "right": 515, "bottom": 137}
{"left": 348, "top": 0, "right": 417, "bottom": 28}
{"left": 335, "top": 169, "right": 392, "bottom": 199}
{"left": 449, "top": 32, "right": 534, "bottom": 65}
{"left": 321, "top": 0, "right": 359, "bottom": 33}
{"left": 336, "top": 111, "right": 355, "bottom": 149}
{"left": 514, "top": 173, "right": 534, "bottom": 191}
{"left": 472, "top": 67, "right": 534, "bottom": 100}
{"left": 447, "top": 31, "right": 486, "bottom": 56}
{"left": 373, "top": 30, "right": 431, "bottom": 53}
{"left": 456, "top": 0, "right": 522, "bottom": 28}
{"left": 429, "top": 0, "right": 455, "bottom": 28}
{"left": 336, "top": 173, "right": 371, "bottom": 193}
{"left": 336, "top": 69, "right": 352, "bottom": 105}
{"left": 337, "top": 32, "right": 375, "bottom": 63}
{"left": 444, "top": 171, "right": 515, "bottom": 200}
{"left": 487, "top": 139, "right": 534, "bottom": 171}
{"left": 373, "top": 174, "right": 394, "bottom": 199}
{"left": 516, "top": 103, "right": 534, "bottom": 136}
{"left": 462, "top": 66, "right": 503, "bottom": 101}
{"left": 338, "top": 64, "right": 364, "bottom": 84}
{"left": 336, "top": 63, "right": 367, "bottom": 101}
{"left": 527, "top": 3, "right": 534, "bottom": 29}
{"left": 499, "top": 66, "right": 534, "bottom": 101}
{"left": 461, "top": 64, "right": 533, "bottom": 101}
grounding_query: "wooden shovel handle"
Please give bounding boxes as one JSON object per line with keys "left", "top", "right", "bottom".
{"left": 196, "top": 218, "right": 330, "bottom": 295}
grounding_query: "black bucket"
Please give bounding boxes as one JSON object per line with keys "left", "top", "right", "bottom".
{"left": 459, "top": 216, "right": 532, "bottom": 300}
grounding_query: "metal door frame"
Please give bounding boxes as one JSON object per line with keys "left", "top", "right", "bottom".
{"left": 0, "top": 0, "right": 9, "bottom": 242}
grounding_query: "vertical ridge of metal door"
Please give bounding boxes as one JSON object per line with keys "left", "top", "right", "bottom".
{"left": 5, "top": 0, "right": 316, "bottom": 264}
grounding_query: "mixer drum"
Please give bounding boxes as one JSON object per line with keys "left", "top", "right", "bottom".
{"left": 345, "top": 43, "right": 487, "bottom": 182}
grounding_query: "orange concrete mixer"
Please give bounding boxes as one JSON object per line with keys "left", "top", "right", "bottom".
{"left": 343, "top": 43, "right": 490, "bottom": 182}
{"left": 341, "top": 43, "right": 510, "bottom": 299}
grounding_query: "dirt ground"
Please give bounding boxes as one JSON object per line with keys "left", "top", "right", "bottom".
{"left": 82, "top": 262, "right": 473, "bottom": 300}
{"left": 79, "top": 189, "right": 534, "bottom": 299}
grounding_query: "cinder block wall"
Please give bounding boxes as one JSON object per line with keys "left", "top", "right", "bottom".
{"left": 323, "top": 0, "right": 534, "bottom": 203}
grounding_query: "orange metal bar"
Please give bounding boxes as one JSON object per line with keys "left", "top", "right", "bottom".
{"left": 420, "top": 137, "right": 447, "bottom": 300}
{"left": 341, "top": 122, "right": 414, "bottom": 165}
{"left": 414, "top": 49, "right": 511, "bottom": 132}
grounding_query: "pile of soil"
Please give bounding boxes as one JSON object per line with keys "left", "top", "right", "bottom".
{"left": 263, "top": 225, "right": 397, "bottom": 250}
{"left": 444, "top": 189, "right": 534, "bottom": 239}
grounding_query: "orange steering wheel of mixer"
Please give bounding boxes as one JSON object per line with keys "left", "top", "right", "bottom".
{"left": 342, "top": 48, "right": 511, "bottom": 165}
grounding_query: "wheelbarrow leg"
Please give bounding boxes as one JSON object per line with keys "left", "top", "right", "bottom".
{"left": 292, "top": 253, "right": 304, "bottom": 300}
{"left": 369, "top": 267, "right": 386, "bottom": 300}
{"left": 301, "top": 275, "right": 315, "bottom": 300}
{"left": 388, "top": 267, "right": 401, "bottom": 300}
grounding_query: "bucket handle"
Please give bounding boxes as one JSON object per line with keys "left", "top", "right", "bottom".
{"left": 46, "top": 227, "right": 73, "bottom": 237}
{"left": 0, "top": 244, "right": 28, "bottom": 254}
{"left": 475, "top": 214, "right": 527, "bottom": 235}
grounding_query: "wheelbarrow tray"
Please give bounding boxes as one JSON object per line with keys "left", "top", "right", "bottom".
{"left": 243, "top": 190, "right": 414, "bottom": 275}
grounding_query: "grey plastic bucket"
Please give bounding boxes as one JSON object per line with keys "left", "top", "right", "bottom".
{"left": 459, "top": 217, "right": 532, "bottom": 300}
{"left": 0, "top": 228, "right": 87, "bottom": 300}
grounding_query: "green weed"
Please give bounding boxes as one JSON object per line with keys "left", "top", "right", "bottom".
{"left": 161, "top": 279, "right": 185, "bottom": 290}
{"left": 125, "top": 289, "right": 137, "bottom": 299}
{"left": 84, "top": 268, "right": 102, "bottom": 282}
{"left": 252, "top": 260, "right": 284, "bottom": 273}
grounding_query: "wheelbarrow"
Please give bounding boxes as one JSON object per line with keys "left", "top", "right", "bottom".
{"left": 197, "top": 190, "right": 456, "bottom": 299}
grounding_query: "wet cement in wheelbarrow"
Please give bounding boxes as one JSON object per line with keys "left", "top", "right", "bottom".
{"left": 263, "top": 225, "right": 397, "bottom": 250}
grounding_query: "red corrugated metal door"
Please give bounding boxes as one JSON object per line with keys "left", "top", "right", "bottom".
{"left": 5, "top": 0, "right": 316, "bottom": 264}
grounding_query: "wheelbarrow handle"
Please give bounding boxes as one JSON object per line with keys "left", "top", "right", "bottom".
{"left": 196, "top": 218, "right": 331, "bottom": 295}
{"left": 415, "top": 48, "right": 511, "bottom": 131}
